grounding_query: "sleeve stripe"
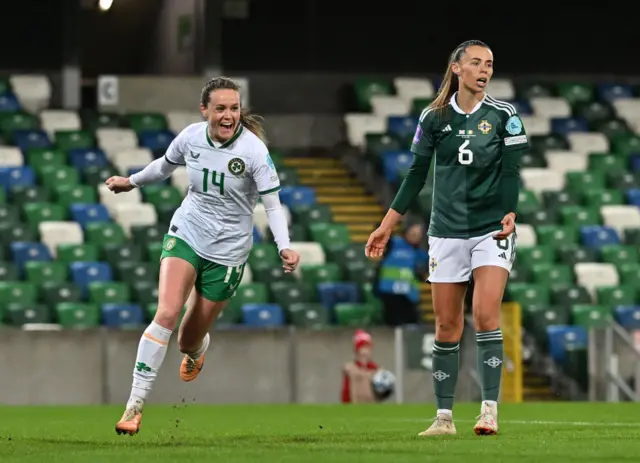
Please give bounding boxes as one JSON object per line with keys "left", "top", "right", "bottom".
{"left": 485, "top": 96, "right": 516, "bottom": 116}
{"left": 164, "top": 155, "right": 186, "bottom": 166}
{"left": 259, "top": 186, "right": 281, "bottom": 196}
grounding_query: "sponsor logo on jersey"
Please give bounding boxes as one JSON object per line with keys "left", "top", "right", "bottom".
{"left": 442, "top": 124, "right": 452, "bottom": 132}
{"left": 413, "top": 125, "right": 422, "bottom": 144}
{"left": 266, "top": 153, "right": 276, "bottom": 170}
{"left": 504, "top": 135, "right": 527, "bottom": 146}
{"left": 478, "top": 120, "right": 492, "bottom": 134}
{"left": 190, "top": 150, "right": 200, "bottom": 159}
{"left": 506, "top": 115, "right": 523, "bottom": 135}
{"left": 228, "top": 157, "right": 246, "bottom": 175}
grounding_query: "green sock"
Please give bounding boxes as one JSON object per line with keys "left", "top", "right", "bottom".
{"left": 476, "top": 329, "right": 504, "bottom": 401}
{"left": 432, "top": 341, "right": 460, "bottom": 410}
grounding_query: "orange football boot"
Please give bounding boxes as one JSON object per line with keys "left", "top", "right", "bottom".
{"left": 115, "top": 407, "right": 143, "bottom": 436}
{"left": 180, "top": 353, "right": 204, "bottom": 382}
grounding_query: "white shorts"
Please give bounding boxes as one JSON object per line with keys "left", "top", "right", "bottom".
{"left": 427, "top": 230, "right": 516, "bottom": 283}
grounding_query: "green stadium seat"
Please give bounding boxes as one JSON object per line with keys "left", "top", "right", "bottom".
{"left": 515, "top": 246, "right": 555, "bottom": 270}
{"left": 308, "top": 223, "right": 351, "bottom": 248}
{"left": 530, "top": 134, "right": 569, "bottom": 155}
{"left": 557, "top": 82, "right": 594, "bottom": 106}
{"left": 571, "top": 304, "right": 611, "bottom": 328}
{"left": 550, "top": 286, "right": 592, "bottom": 306}
{"left": 55, "top": 130, "right": 94, "bottom": 150}
{"left": 228, "top": 283, "right": 269, "bottom": 309}
{"left": 600, "top": 245, "right": 638, "bottom": 267}
{"left": 325, "top": 243, "right": 368, "bottom": 267}
{"left": 516, "top": 82, "right": 554, "bottom": 99}
{"left": 565, "top": 171, "right": 606, "bottom": 196}
{"left": 53, "top": 184, "right": 97, "bottom": 208}
{"left": 287, "top": 302, "right": 329, "bottom": 328}
{"left": 354, "top": 78, "right": 393, "bottom": 112}
{"left": 530, "top": 263, "right": 573, "bottom": 288}
{"left": 595, "top": 119, "right": 632, "bottom": 140}
{"left": 101, "top": 243, "right": 143, "bottom": 268}
{"left": 131, "top": 224, "right": 166, "bottom": 247}
{"left": 618, "top": 263, "right": 640, "bottom": 285}
{"left": 365, "top": 133, "right": 402, "bottom": 158}
{"left": 126, "top": 113, "right": 167, "bottom": 133}
{"left": 288, "top": 223, "right": 309, "bottom": 242}
{"left": 56, "top": 243, "right": 100, "bottom": 263}
{"left": 25, "top": 148, "right": 67, "bottom": 173}
{"left": 293, "top": 204, "right": 333, "bottom": 226}
{"left": 269, "top": 281, "right": 316, "bottom": 309}
{"left": 334, "top": 303, "right": 378, "bottom": 326}
{"left": 0, "top": 262, "right": 18, "bottom": 281}
{"left": 24, "top": 261, "right": 67, "bottom": 286}
{"left": 582, "top": 189, "right": 623, "bottom": 208}
{"left": 509, "top": 265, "right": 531, "bottom": 283}
{"left": 0, "top": 77, "right": 10, "bottom": 93}
{"left": 38, "top": 282, "right": 82, "bottom": 308}
{"left": 248, "top": 244, "right": 280, "bottom": 268}
{"left": 300, "top": 263, "right": 341, "bottom": 284}
{"left": 250, "top": 261, "right": 295, "bottom": 283}
{"left": 146, "top": 242, "right": 163, "bottom": 263}
{"left": 155, "top": 204, "right": 178, "bottom": 226}
{"left": 564, "top": 345, "right": 589, "bottom": 392}
{"left": 606, "top": 171, "right": 640, "bottom": 190}
{"left": 588, "top": 153, "right": 625, "bottom": 175}
{"left": 520, "top": 209, "right": 558, "bottom": 226}
{"left": 22, "top": 202, "right": 66, "bottom": 230}
{"left": 535, "top": 225, "right": 579, "bottom": 248}
{"left": 83, "top": 165, "right": 118, "bottom": 187}
{"left": 560, "top": 205, "right": 600, "bottom": 227}
{"left": 574, "top": 101, "right": 615, "bottom": 127}
{"left": 556, "top": 245, "right": 599, "bottom": 266}
{"left": 10, "top": 186, "right": 51, "bottom": 207}
{"left": 542, "top": 190, "right": 580, "bottom": 210}
{"left": 342, "top": 260, "right": 377, "bottom": 284}
{"left": 596, "top": 286, "right": 636, "bottom": 307}
{"left": 142, "top": 185, "right": 183, "bottom": 208}
{"left": 523, "top": 305, "right": 570, "bottom": 347}
{"left": 612, "top": 133, "right": 640, "bottom": 157}
{"left": 85, "top": 222, "right": 127, "bottom": 247}
{"left": 0, "top": 111, "right": 39, "bottom": 135}
{"left": 55, "top": 302, "right": 100, "bottom": 328}
{"left": 0, "top": 204, "right": 21, "bottom": 227}
{"left": 113, "top": 261, "right": 158, "bottom": 283}
{"left": 5, "top": 302, "right": 52, "bottom": 325}
{"left": 517, "top": 190, "right": 540, "bottom": 216}
{"left": 130, "top": 281, "right": 158, "bottom": 306}
{"left": 520, "top": 152, "right": 547, "bottom": 169}
{"left": 0, "top": 282, "right": 37, "bottom": 308}
{"left": 277, "top": 167, "right": 299, "bottom": 186}
{"left": 411, "top": 98, "right": 433, "bottom": 116}
{"left": 87, "top": 281, "right": 130, "bottom": 305}
{"left": 82, "top": 111, "right": 123, "bottom": 131}
{"left": 39, "top": 165, "right": 80, "bottom": 190}
{"left": 506, "top": 283, "right": 550, "bottom": 310}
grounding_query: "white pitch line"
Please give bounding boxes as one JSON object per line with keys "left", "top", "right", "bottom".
{"left": 397, "top": 419, "right": 640, "bottom": 427}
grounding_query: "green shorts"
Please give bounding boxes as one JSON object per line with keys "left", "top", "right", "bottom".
{"left": 160, "top": 234, "right": 245, "bottom": 302}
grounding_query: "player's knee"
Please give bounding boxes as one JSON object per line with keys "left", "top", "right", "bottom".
{"left": 435, "top": 316, "right": 463, "bottom": 342}
{"left": 472, "top": 306, "right": 500, "bottom": 332}
{"left": 153, "top": 304, "right": 183, "bottom": 331}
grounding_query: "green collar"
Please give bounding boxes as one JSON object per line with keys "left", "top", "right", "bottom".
{"left": 206, "top": 124, "right": 244, "bottom": 149}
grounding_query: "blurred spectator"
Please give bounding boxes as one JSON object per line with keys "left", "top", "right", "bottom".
{"left": 341, "top": 329, "right": 379, "bottom": 403}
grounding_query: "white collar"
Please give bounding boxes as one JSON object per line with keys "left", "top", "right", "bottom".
{"left": 449, "top": 92, "right": 486, "bottom": 115}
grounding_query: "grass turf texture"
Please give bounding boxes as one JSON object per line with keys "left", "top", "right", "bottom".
{"left": 1, "top": 402, "right": 639, "bottom": 462}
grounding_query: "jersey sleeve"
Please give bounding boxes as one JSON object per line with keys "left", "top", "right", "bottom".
{"left": 501, "top": 113, "right": 529, "bottom": 154}
{"left": 410, "top": 109, "right": 435, "bottom": 156}
{"left": 164, "top": 129, "right": 187, "bottom": 166}
{"left": 251, "top": 148, "right": 281, "bottom": 195}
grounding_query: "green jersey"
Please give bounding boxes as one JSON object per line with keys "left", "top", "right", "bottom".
{"left": 410, "top": 92, "right": 529, "bottom": 239}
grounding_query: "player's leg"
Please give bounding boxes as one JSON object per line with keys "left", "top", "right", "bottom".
{"left": 177, "top": 260, "right": 245, "bottom": 382}
{"left": 469, "top": 231, "right": 516, "bottom": 436}
{"left": 116, "top": 235, "right": 197, "bottom": 435}
{"left": 418, "top": 237, "right": 471, "bottom": 437}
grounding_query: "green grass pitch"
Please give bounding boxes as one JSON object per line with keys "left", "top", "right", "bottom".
{"left": 1, "top": 402, "right": 639, "bottom": 462}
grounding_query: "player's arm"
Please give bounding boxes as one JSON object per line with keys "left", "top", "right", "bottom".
{"left": 380, "top": 111, "right": 435, "bottom": 231}
{"left": 500, "top": 113, "right": 529, "bottom": 219}
{"left": 129, "top": 131, "right": 186, "bottom": 188}
{"left": 252, "top": 151, "right": 291, "bottom": 253}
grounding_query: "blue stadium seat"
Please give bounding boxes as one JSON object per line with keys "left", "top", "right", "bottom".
{"left": 629, "top": 155, "right": 640, "bottom": 173}
{"left": 69, "top": 203, "right": 110, "bottom": 227}
{"left": 0, "top": 166, "right": 35, "bottom": 191}
{"left": 382, "top": 151, "right": 413, "bottom": 183}
{"left": 138, "top": 130, "right": 175, "bottom": 152}
{"left": 546, "top": 325, "right": 588, "bottom": 364}
{"left": 597, "top": 83, "right": 633, "bottom": 102}
{"left": 614, "top": 305, "right": 640, "bottom": 330}
{"left": 69, "top": 261, "right": 113, "bottom": 295}
{"left": 580, "top": 225, "right": 620, "bottom": 249}
{"left": 626, "top": 188, "right": 640, "bottom": 207}
{"left": 386, "top": 116, "right": 418, "bottom": 138}
{"left": 316, "top": 282, "right": 360, "bottom": 311}
{"left": 10, "top": 242, "right": 51, "bottom": 272}
{"left": 508, "top": 100, "right": 533, "bottom": 115}
{"left": 101, "top": 303, "right": 144, "bottom": 327}
{"left": 0, "top": 93, "right": 20, "bottom": 112}
{"left": 550, "top": 117, "right": 588, "bottom": 135}
{"left": 241, "top": 303, "right": 284, "bottom": 327}
{"left": 253, "top": 226, "right": 262, "bottom": 243}
{"left": 68, "top": 148, "right": 109, "bottom": 170}
{"left": 279, "top": 186, "right": 316, "bottom": 209}
{"left": 12, "top": 129, "right": 51, "bottom": 151}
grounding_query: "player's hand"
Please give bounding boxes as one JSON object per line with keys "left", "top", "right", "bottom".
{"left": 105, "top": 176, "right": 135, "bottom": 194}
{"left": 365, "top": 227, "right": 392, "bottom": 260}
{"left": 493, "top": 213, "right": 516, "bottom": 240}
{"left": 280, "top": 249, "right": 300, "bottom": 273}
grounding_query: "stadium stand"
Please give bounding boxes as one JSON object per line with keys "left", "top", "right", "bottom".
{"left": 0, "top": 75, "right": 387, "bottom": 333}
{"left": 343, "top": 76, "right": 640, "bottom": 396}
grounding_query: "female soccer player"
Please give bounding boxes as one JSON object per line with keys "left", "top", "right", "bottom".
{"left": 365, "top": 40, "right": 527, "bottom": 436}
{"left": 107, "top": 77, "right": 301, "bottom": 435}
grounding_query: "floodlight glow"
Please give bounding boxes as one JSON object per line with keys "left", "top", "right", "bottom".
{"left": 98, "top": 0, "right": 113, "bottom": 11}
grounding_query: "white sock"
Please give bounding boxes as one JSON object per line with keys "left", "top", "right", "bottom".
{"left": 186, "top": 332, "right": 210, "bottom": 359}
{"left": 437, "top": 409, "right": 452, "bottom": 417}
{"left": 482, "top": 400, "right": 498, "bottom": 416}
{"left": 129, "top": 321, "right": 172, "bottom": 404}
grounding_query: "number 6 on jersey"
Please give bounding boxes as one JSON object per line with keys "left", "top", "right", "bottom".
{"left": 458, "top": 140, "right": 473, "bottom": 165}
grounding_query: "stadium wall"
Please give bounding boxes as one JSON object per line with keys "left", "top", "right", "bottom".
{"left": 0, "top": 327, "right": 480, "bottom": 406}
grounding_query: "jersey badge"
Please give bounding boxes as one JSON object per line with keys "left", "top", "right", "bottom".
{"left": 266, "top": 153, "right": 276, "bottom": 170}
{"left": 478, "top": 120, "right": 492, "bottom": 134}
{"left": 429, "top": 257, "right": 438, "bottom": 274}
{"left": 506, "top": 116, "right": 523, "bottom": 135}
{"left": 228, "top": 157, "right": 246, "bottom": 176}
{"left": 164, "top": 237, "right": 177, "bottom": 251}
{"left": 413, "top": 125, "right": 423, "bottom": 144}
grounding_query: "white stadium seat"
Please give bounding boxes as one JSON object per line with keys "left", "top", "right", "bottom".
{"left": 96, "top": 128, "right": 138, "bottom": 154}
{"left": 612, "top": 98, "right": 640, "bottom": 122}
{"left": 514, "top": 223, "right": 536, "bottom": 247}
{"left": 253, "top": 202, "right": 291, "bottom": 237}
{"left": 486, "top": 78, "right": 515, "bottom": 100}
{"left": 393, "top": 77, "right": 435, "bottom": 103}
{"left": 39, "top": 110, "right": 81, "bottom": 137}
{"left": 529, "top": 97, "right": 571, "bottom": 119}
{"left": 170, "top": 167, "right": 190, "bottom": 195}
{"left": 111, "top": 148, "right": 154, "bottom": 175}
{"left": 369, "top": 95, "right": 410, "bottom": 118}
{"left": 0, "top": 147, "right": 23, "bottom": 166}
{"left": 600, "top": 205, "right": 640, "bottom": 237}
{"left": 239, "top": 265, "right": 253, "bottom": 285}
{"left": 519, "top": 116, "right": 550, "bottom": 136}
{"left": 98, "top": 183, "right": 142, "bottom": 216}
{"left": 343, "top": 113, "right": 387, "bottom": 148}
{"left": 544, "top": 150, "right": 588, "bottom": 177}
{"left": 566, "top": 132, "right": 609, "bottom": 155}
{"left": 521, "top": 168, "right": 565, "bottom": 198}
{"left": 38, "top": 221, "right": 84, "bottom": 257}
{"left": 9, "top": 74, "right": 52, "bottom": 113}
{"left": 165, "top": 111, "right": 203, "bottom": 134}
{"left": 112, "top": 203, "right": 158, "bottom": 237}
{"left": 289, "top": 242, "right": 326, "bottom": 278}
{"left": 574, "top": 262, "right": 619, "bottom": 300}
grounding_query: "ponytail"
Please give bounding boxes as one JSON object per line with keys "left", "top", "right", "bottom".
{"left": 240, "top": 110, "right": 267, "bottom": 143}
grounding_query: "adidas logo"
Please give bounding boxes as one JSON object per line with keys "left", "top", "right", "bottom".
{"left": 442, "top": 124, "right": 452, "bottom": 132}
{"left": 498, "top": 252, "right": 507, "bottom": 259}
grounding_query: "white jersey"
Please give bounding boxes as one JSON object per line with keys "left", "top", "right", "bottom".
{"left": 164, "top": 122, "right": 280, "bottom": 266}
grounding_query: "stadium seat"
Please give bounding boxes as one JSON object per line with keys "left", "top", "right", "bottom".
{"left": 10, "top": 242, "right": 51, "bottom": 271}
{"left": 515, "top": 223, "right": 537, "bottom": 247}
{"left": 614, "top": 305, "right": 640, "bottom": 330}
{"left": 96, "top": 128, "right": 138, "bottom": 153}
{"left": 343, "top": 114, "right": 387, "bottom": 148}
{"left": 0, "top": 147, "right": 23, "bottom": 167}
{"left": 546, "top": 325, "right": 588, "bottom": 364}
{"left": 334, "top": 303, "right": 379, "bottom": 326}
{"left": 165, "top": 111, "right": 202, "bottom": 134}
{"left": 111, "top": 148, "right": 154, "bottom": 175}
{"left": 0, "top": 93, "right": 20, "bottom": 112}
{"left": 530, "top": 97, "right": 571, "bottom": 119}
{"left": 40, "top": 110, "right": 81, "bottom": 137}
{"left": 88, "top": 281, "right": 129, "bottom": 305}
{"left": 101, "top": 303, "right": 144, "bottom": 327}
{"left": 13, "top": 129, "right": 51, "bottom": 151}
{"left": 24, "top": 260, "right": 67, "bottom": 285}
{"left": 598, "top": 83, "right": 634, "bottom": 102}
{"left": 56, "top": 302, "right": 100, "bottom": 328}
{"left": 241, "top": 303, "right": 284, "bottom": 327}
{"left": 316, "top": 282, "right": 360, "bottom": 311}
{"left": 287, "top": 302, "right": 330, "bottom": 328}
{"left": 138, "top": 130, "right": 174, "bottom": 153}
{"left": 38, "top": 221, "right": 84, "bottom": 257}
{"left": 69, "top": 204, "right": 110, "bottom": 227}
{"left": 8, "top": 75, "right": 51, "bottom": 113}
{"left": 580, "top": 225, "right": 620, "bottom": 249}
{"left": 600, "top": 205, "right": 640, "bottom": 237}
{"left": 278, "top": 186, "right": 316, "bottom": 209}
{"left": 69, "top": 262, "right": 113, "bottom": 295}
{"left": 68, "top": 148, "right": 109, "bottom": 170}
{"left": 574, "top": 262, "right": 619, "bottom": 299}
{"left": 111, "top": 203, "right": 158, "bottom": 236}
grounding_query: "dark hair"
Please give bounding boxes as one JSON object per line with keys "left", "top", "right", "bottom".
{"left": 200, "top": 77, "right": 267, "bottom": 142}
{"left": 428, "top": 40, "right": 491, "bottom": 113}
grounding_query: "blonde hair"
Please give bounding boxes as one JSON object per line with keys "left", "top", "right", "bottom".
{"left": 200, "top": 76, "right": 267, "bottom": 143}
{"left": 428, "top": 40, "right": 491, "bottom": 114}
